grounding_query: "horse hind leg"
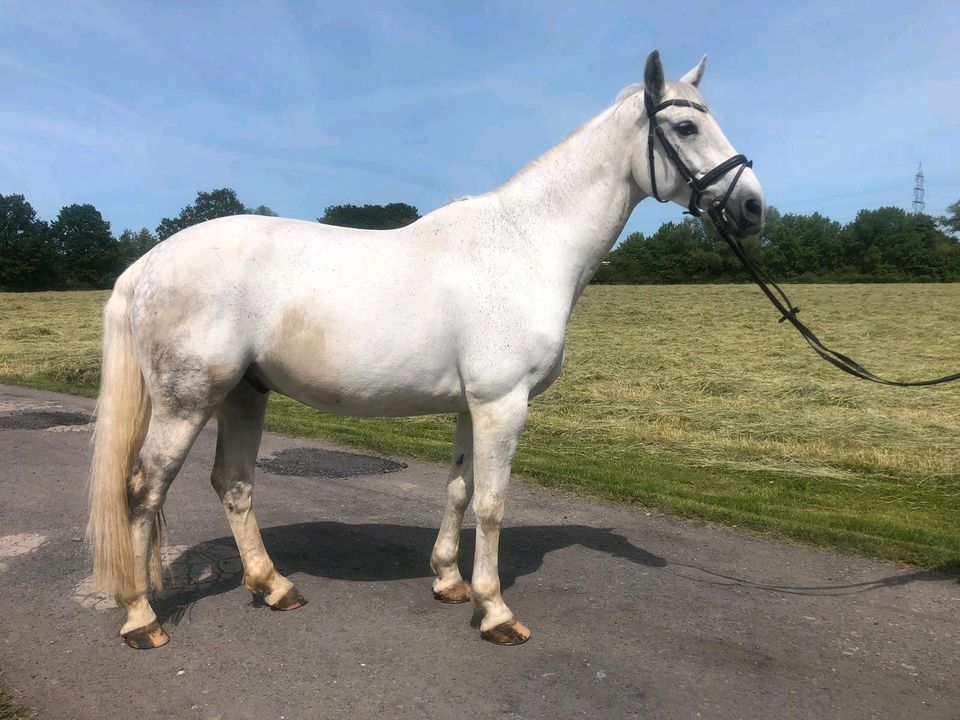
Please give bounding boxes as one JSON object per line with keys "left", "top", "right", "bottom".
{"left": 211, "top": 380, "right": 305, "bottom": 610}
{"left": 121, "top": 406, "right": 211, "bottom": 648}
{"left": 430, "top": 412, "right": 474, "bottom": 604}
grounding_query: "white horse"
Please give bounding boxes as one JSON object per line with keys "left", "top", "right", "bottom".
{"left": 88, "top": 51, "right": 765, "bottom": 649}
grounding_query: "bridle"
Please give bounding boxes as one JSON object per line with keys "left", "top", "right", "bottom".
{"left": 644, "top": 91, "right": 752, "bottom": 224}
{"left": 642, "top": 90, "right": 960, "bottom": 387}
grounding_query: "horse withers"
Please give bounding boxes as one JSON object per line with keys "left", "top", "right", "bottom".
{"left": 88, "top": 50, "right": 765, "bottom": 649}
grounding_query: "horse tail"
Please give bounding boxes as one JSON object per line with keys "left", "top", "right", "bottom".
{"left": 87, "top": 255, "right": 154, "bottom": 601}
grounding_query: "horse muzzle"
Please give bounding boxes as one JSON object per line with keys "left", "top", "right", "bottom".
{"left": 717, "top": 193, "right": 765, "bottom": 238}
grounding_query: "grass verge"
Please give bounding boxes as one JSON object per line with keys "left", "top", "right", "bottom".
{"left": 2, "top": 286, "right": 959, "bottom": 573}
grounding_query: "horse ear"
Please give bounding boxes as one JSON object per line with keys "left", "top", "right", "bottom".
{"left": 680, "top": 55, "right": 707, "bottom": 87}
{"left": 644, "top": 50, "right": 665, "bottom": 102}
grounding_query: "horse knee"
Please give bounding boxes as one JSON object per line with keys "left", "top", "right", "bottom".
{"left": 472, "top": 494, "right": 504, "bottom": 529}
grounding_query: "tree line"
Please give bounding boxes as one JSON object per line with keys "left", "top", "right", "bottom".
{"left": 594, "top": 204, "right": 960, "bottom": 284}
{"left": 0, "top": 188, "right": 420, "bottom": 291}
{"left": 2, "top": 186, "right": 959, "bottom": 291}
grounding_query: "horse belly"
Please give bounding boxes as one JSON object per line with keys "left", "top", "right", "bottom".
{"left": 254, "top": 305, "right": 465, "bottom": 417}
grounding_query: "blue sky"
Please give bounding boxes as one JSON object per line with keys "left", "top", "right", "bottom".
{"left": 1, "top": 0, "right": 958, "bottom": 241}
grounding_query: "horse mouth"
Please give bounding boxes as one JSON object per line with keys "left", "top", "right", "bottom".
{"left": 719, "top": 205, "right": 762, "bottom": 239}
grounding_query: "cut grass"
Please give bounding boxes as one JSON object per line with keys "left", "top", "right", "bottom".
{"left": 1, "top": 285, "right": 958, "bottom": 571}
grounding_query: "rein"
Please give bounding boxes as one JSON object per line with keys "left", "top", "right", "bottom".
{"left": 644, "top": 91, "right": 960, "bottom": 387}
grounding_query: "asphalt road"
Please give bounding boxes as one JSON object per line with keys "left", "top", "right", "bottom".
{"left": 0, "top": 384, "right": 957, "bottom": 720}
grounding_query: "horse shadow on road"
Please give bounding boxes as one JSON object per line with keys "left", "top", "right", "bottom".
{"left": 153, "top": 522, "right": 665, "bottom": 624}
{"left": 151, "top": 521, "right": 958, "bottom": 626}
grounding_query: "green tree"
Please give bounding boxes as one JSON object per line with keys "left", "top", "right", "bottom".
{"left": 761, "top": 210, "right": 843, "bottom": 280}
{"left": 51, "top": 203, "right": 120, "bottom": 289}
{"left": 592, "top": 231, "right": 651, "bottom": 283}
{"left": 939, "top": 199, "right": 960, "bottom": 237}
{"left": 117, "top": 228, "right": 158, "bottom": 268}
{"left": 595, "top": 205, "right": 960, "bottom": 285}
{"left": 249, "top": 204, "right": 278, "bottom": 217}
{"left": 647, "top": 217, "right": 741, "bottom": 282}
{"left": 319, "top": 203, "right": 420, "bottom": 230}
{"left": 0, "top": 193, "right": 58, "bottom": 290}
{"left": 840, "top": 207, "right": 955, "bottom": 281}
{"left": 594, "top": 217, "right": 740, "bottom": 284}
{"left": 156, "top": 188, "right": 248, "bottom": 240}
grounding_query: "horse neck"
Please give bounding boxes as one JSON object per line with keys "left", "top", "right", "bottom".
{"left": 495, "top": 100, "right": 644, "bottom": 301}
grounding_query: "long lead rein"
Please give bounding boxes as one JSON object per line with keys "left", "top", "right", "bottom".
{"left": 644, "top": 90, "right": 960, "bottom": 387}
{"left": 709, "top": 211, "right": 960, "bottom": 387}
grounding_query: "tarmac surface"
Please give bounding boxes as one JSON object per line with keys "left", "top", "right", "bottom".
{"left": 0, "top": 384, "right": 957, "bottom": 719}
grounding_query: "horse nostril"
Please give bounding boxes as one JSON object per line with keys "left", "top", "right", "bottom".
{"left": 743, "top": 198, "right": 762, "bottom": 219}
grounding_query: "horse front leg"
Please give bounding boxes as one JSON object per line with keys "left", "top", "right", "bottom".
{"left": 430, "top": 412, "right": 474, "bottom": 603}
{"left": 468, "top": 390, "right": 531, "bottom": 645}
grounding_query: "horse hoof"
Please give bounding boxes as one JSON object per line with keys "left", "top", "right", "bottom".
{"left": 480, "top": 619, "right": 531, "bottom": 646}
{"left": 122, "top": 621, "right": 170, "bottom": 650}
{"left": 433, "top": 581, "right": 471, "bottom": 604}
{"left": 269, "top": 586, "right": 307, "bottom": 611}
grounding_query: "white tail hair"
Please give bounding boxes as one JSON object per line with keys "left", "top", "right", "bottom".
{"left": 86, "top": 256, "right": 160, "bottom": 601}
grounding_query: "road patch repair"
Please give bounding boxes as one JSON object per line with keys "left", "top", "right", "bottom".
{"left": 257, "top": 446, "right": 407, "bottom": 478}
{"left": 0, "top": 384, "right": 958, "bottom": 719}
{"left": 0, "top": 532, "right": 48, "bottom": 576}
{"left": 0, "top": 410, "right": 91, "bottom": 431}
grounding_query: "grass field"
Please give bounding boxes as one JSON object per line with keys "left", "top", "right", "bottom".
{"left": 1, "top": 285, "right": 959, "bottom": 570}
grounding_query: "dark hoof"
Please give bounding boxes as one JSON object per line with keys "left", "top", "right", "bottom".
{"left": 433, "top": 581, "right": 472, "bottom": 604}
{"left": 122, "top": 621, "right": 170, "bottom": 650}
{"left": 269, "top": 586, "right": 307, "bottom": 611}
{"left": 481, "top": 619, "right": 531, "bottom": 646}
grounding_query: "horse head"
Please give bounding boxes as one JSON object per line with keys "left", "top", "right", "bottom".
{"left": 632, "top": 50, "right": 766, "bottom": 238}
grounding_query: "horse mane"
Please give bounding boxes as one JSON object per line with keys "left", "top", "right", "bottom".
{"left": 501, "top": 80, "right": 702, "bottom": 193}
{"left": 615, "top": 84, "right": 645, "bottom": 104}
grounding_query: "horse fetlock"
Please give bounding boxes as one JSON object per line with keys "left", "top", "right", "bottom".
{"left": 430, "top": 536, "right": 459, "bottom": 571}
{"left": 476, "top": 593, "right": 515, "bottom": 631}
{"left": 243, "top": 565, "right": 279, "bottom": 594}
{"left": 120, "top": 596, "right": 157, "bottom": 635}
{"left": 470, "top": 580, "right": 513, "bottom": 622}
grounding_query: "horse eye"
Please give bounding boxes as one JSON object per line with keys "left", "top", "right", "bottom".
{"left": 676, "top": 121, "right": 699, "bottom": 137}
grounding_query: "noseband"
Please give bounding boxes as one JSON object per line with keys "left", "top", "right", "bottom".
{"left": 644, "top": 91, "right": 752, "bottom": 226}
